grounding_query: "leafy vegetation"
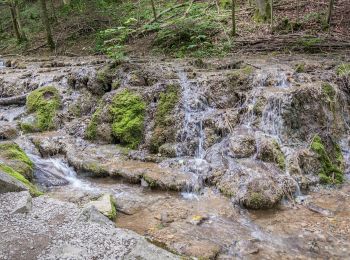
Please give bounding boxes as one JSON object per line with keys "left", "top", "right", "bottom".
{"left": 1, "top": 0, "right": 344, "bottom": 57}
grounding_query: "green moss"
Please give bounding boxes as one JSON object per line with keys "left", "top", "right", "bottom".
{"left": 295, "top": 63, "right": 305, "bottom": 73}
{"left": 248, "top": 192, "right": 265, "bottom": 209}
{"left": 0, "top": 163, "right": 42, "bottom": 196}
{"left": 108, "top": 195, "right": 117, "bottom": 220}
{"left": 110, "top": 89, "right": 146, "bottom": 149}
{"left": 143, "top": 175, "right": 157, "bottom": 188}
{"left": 336, "top": 64, "right": 350, "bottom": 77}
{"left": 272, "top": 141, "right": 286, "bottom": 170}
{"left": 96, "top": 66, "right": 114, "bottom": 93}
{"left": 310, "top": 135, "right": 344, "bottom": 184}
{"left": 0, "top": 142, "right": 33, "bottom": 179}
{"left": 85, "top": 107, "right": 102, "bottom": 140}
{"left": 150, "top": 85, "right": 179, "bottom": 153}
{"left": 322, "top": 83, "right": 336, "bottom": 102}
{"left": 84, "top": 162, "right": 109, "bottom": 177}
{"left": 24, "top": 86, "right": 61, "bottom": 132}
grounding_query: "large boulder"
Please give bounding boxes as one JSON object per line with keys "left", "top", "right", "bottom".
{"left": 0, "top": 122, "right": 18, "bottom": 140}
{"left": 0, "top": 171, "right": 28, "bottom": 193}
{"left": 85, "top": 194, "right": 117, "bottom": 220}
{"left": 0, "top": 141, "right": 34, "bottom": 180}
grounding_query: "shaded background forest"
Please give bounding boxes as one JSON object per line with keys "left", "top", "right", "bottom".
{"left": 0, "top": 0, "right": 349, "bottom": 57}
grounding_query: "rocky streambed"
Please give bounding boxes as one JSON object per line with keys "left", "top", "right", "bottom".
{"left": 0, "top": 54, "right": 350, "bottom": 259}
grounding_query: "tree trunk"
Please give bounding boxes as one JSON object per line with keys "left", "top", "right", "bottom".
{"left": 231, "top": 0, "right": 236, "bottom": 37}
{"left": 14, "top": 4, "right": 26, "bottom": 40}
{"left": 49, "top": 0, "right": 57, "bottom": 22}
{"left": 150, "top": 0, "right": 157, "bottom": 21}
{"left": 9, "top": 5, "right": 22, "bottom": 42}
{"left": 39, "top": 0, "right": 55, "bottom": 50}
{"left": 254, "top": 0, "right": 271, "bottom": 21}
{"left": 326, "top": 0, "right": 334, "bottom": 26}
{"left": 270, "top": 0, "right": 273, "bottom": 30}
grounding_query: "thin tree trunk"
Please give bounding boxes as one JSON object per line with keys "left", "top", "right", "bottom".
{"left": 296, "top": 0, "right": 300, "bottom": 23}
{"left": 9, "top": 5, "right": 22, "bottom": 42}
{"left": 14, "top": 4, "right": 25, "bottom": 40}
{"left": 270, "top": 0, "right": 273, "bottom": 32}
{"left": 49, "top": 0, "right": 57, "bottom": 22}
{"left": 231, "top": 0, "right": 236, "bottom": 37}
{"left": 40, "top": 0, "right": 55, "bottom": 50}
{"left": 150, "top": 0, "right": 157, "bottom": 21}
{"left": 326, "top": 0, "right": 334, "bottom": 26}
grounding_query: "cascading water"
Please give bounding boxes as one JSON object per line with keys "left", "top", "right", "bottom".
{"left": 0, "top": 59, "right": 5, "bottom": 69}
{"left": 176, "top": 68, "right": 212, "bottom": 197}
{"left": 28, "top": 153, "right": 96, "bottom": 191}
{"left": 340, "top": 137, "right": 350, "bottom": 179}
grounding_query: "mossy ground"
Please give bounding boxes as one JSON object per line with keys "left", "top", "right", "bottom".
{"left": 150, "top": 85, "right": 179, "bottom": 153}
{"left": 22, "top": 86, "right": 61, "bottom": 132}
{"left": 310, "top": 135, "right": 344, "bottom": 184}
{"left": 0, "top": 142, "right": 34, "bottom": 179}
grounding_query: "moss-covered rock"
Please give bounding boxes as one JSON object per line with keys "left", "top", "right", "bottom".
{"left": 256, "top": 138, "right": 286, "bottom": 170}
{"left": 0, "top": 163, "right": 41, "bottom": 196}
{"left": 150, "top": 85, "right": 179, "bottom": 153}
{"left": 110, "top": 90, "right": 146, "bottom": 149}
{"left": 310, "top": 135, "right": 344, "bottom": 184}
{"left": 21, "top": 86, "right": 61, "bottom": 132}
{"left": 0, "top": 142, "right": 34, "bottom": 180}
{"left": 85, "top": 90, "right": 145, "bottom": 148}
{"left": 86, "top": 194, "right": 117, "bottom": 221}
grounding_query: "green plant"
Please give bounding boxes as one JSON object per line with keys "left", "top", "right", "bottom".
{"left": 153, "top": 17, "right": 221, "bottom": 57}
{"left": 336, "top": 64, "right": 350, "bottom": 77}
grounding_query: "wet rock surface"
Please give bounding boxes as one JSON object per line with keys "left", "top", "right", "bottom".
{"left": 0, "top": 54, "right": 350, "bottom": 259}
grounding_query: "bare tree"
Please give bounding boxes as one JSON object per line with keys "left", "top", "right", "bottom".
{"left": 39, "top": 0, "right": 55, "bottom": 50}
{"left": 231, "top": 0, "right": 236, "bottom": 37}
{"left": 150, "top": 0, "right": 157, "bottom": 21}
{"left": 4, "top": 0, "right": 26, "bottom": 42}
{"left": 326, "top": 0, "right": 334, "bottom": 27}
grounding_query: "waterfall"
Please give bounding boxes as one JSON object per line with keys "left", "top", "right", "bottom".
{"left": 177, "top": 69, "right": 210, "bottom": 159}
{"left": 28, "top": 154, "right": 95, "bottom": 191}
{"left": 340, "top": 137, "right": 350, "bottom": 179}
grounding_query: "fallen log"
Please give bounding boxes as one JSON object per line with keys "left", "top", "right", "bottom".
{"left": 0, "top": 94, "right": 27, "bottom": 106}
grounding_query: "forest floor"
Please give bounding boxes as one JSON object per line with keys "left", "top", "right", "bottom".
{"left": 0, "top": 0, "right": 349, "bottom": 58}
